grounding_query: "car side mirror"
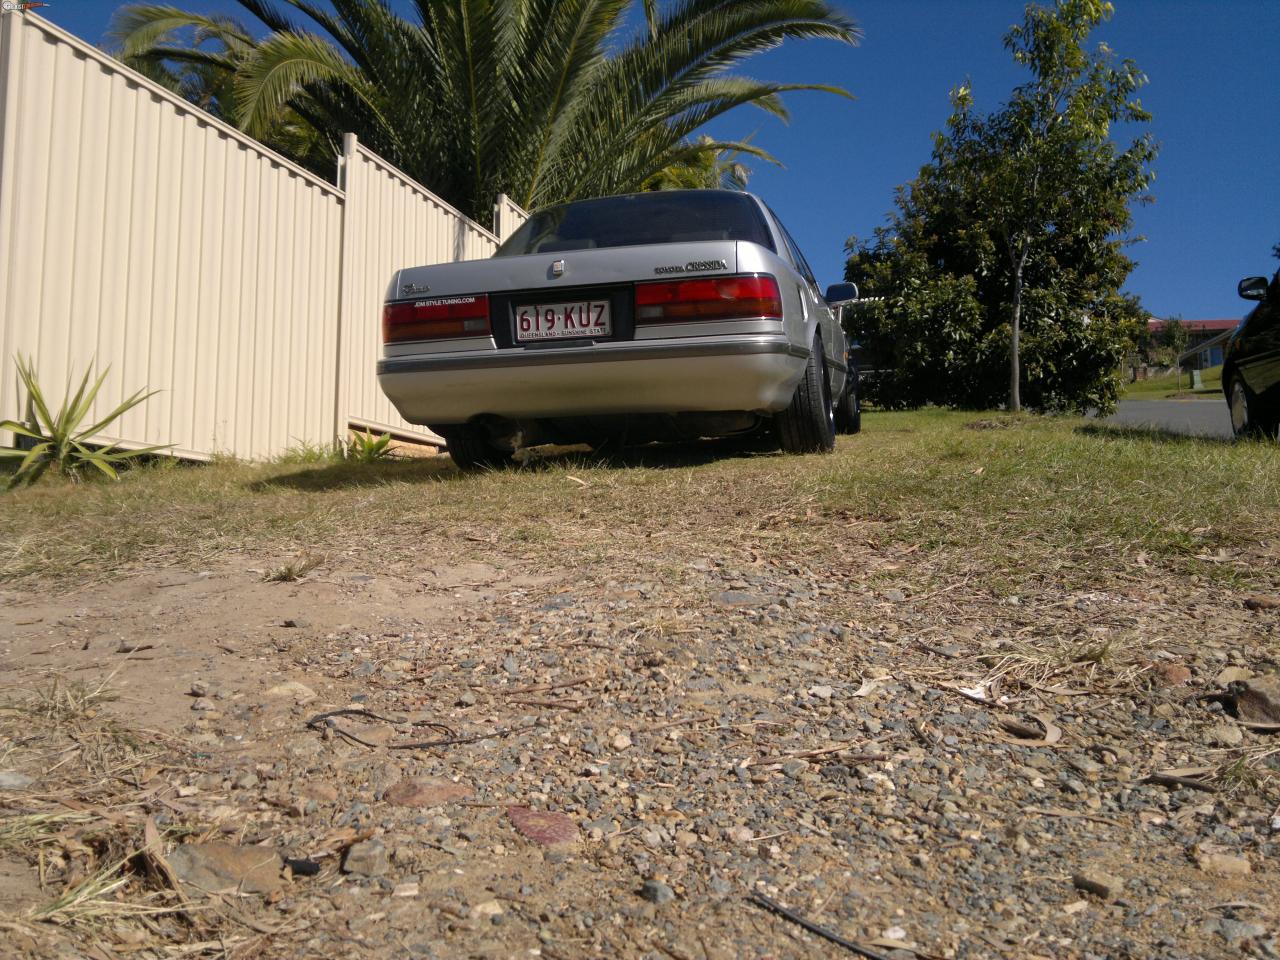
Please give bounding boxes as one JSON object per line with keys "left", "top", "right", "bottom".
{"left": 1238, "top": 276, "right": 1269, "bottom": 301}
{"left": 824, "top": 282, "right": 859, "bottom": 307}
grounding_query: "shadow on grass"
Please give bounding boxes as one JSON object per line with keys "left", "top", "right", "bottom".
{"left": 1076, "top": 422, "right": 1240, "bottom": 447}
{"left": 250, "top": 456, "right": 460, "bottom": 492}
{"left": 526, "top": 436, "right": 779, "bottom": 472}
{"left": 253, "top": 437, "right": 779, "bottom": 491}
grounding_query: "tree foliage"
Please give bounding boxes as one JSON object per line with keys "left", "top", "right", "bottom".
{"left": 109, "top": 0, "right": 860, "bottom": 226}
{"left": 844, "top": 0, "right": 1155, "bottom": 415}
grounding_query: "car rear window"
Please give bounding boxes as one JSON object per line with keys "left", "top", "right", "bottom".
{"left": 494, "top": 191, "right": 774, "bottom": 257}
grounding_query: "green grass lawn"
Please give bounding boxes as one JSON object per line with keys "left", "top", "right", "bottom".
{"left": 1, "top": 410, "right": 1276, "bottom": 592}
{"left": 1123, "top": 363, "right": 1223, "bottom": 399}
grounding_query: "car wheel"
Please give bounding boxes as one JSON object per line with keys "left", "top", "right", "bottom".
{"left": 834, "top": 363, "right": 861, "bottom": 435}
{"left": 774, "top": 334, "right": 836, "bottom": 454}
{"left": 442, "top": 425, "right": 511, "bottom": 470}
{"left": 1228, "top": 378, "right": 1278, "bottom": 440}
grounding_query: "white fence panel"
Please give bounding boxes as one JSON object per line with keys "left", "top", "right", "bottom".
{"left": 493, "top": 193, "right": 529, "bottom": 243}
{"left": 0, "top": 11, "right": 343, "bottom": 461}
{"left": 0, "top": 11, "right": 531, "bottom": 461}
{"left": 337, "top": 134, "right": 503, "bottom": 442}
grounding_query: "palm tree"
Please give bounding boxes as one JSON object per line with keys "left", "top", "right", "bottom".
{"left": 109, "top": 0, "right": 860, "bottom": 225}
{"left": 643, "top": 134, "right": 766, "bottom": 191}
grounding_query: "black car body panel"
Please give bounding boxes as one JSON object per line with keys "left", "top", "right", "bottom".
{"left": 1223, "top": 268, "right": 1280, "bottom": 429}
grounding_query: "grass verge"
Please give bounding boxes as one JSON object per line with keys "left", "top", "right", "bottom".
{"left": 1123, "top": 364, "right": 1223, "bottom": 399}
{"left": 0, "top": 410, "right": 1276, "bottom": 592}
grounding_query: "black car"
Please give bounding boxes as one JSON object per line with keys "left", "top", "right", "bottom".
{"left": 1223, "top": 269, "right": 1280, "bottom": 439}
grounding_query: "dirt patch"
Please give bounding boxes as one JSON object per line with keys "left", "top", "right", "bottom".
{"left": 2, "top": 417, "right": 1278, "bottom": 957}
{"left": 1, "top": 536, "right": 1277, "bottom": 958}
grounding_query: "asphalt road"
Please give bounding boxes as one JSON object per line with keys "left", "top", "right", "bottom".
{"left": 1105, "top": 398, "right": 1232, "bottom": 439}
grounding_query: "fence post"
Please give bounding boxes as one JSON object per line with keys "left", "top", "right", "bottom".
{"left": 0, "top": 11, "right": 27, "bottom": 446}
{"left": 332, "top": 133, "right": 359, "bottom": 446}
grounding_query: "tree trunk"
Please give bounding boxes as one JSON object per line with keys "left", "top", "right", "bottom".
{"left": 1009, "top": 260, "right": 1024, "bottom": 413}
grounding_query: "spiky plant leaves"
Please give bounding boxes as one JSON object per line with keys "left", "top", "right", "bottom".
{"left": 0, "top": 357, "right": 168, "bottom": 489}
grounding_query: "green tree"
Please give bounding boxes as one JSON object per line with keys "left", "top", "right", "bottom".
{"left": 109, "top": 0, "right": 860, "bottom": 226}
{"left": 1156, "top": 315, "right": 1189, "bottom": 364}
{"left": 845, "top": 0, "right": 1155, "bottom": 414}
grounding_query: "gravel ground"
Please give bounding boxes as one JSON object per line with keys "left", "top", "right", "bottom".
{"left": 1, "top": 419, "right": 1279, "bottom": 959}
{"left": 2, "top": 529, "right": 1278, "bottom": 960}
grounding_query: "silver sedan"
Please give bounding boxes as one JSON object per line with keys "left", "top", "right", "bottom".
{"left": 377, "top": 190, "right": 860, "bottom": 469}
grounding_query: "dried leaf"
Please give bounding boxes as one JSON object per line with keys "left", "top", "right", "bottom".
{"left": 851, "top": 677, "right": 886, "bottom": 697}
{"left": 998, "top": 712, "right": 1061, "bottom": 747}
{"left": 507, "top": 806, "right": 579, "bottom": 847}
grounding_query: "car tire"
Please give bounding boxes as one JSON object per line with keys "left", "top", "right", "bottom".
{"left": 1228, "top": 377, "right": 1278, "bottom": 440}
{"left": 774, "top": 334, "right": 836, "bottom": 454}
{"left": 442, "top": 425, "right": 511, "bottom": 471}
{"left": 834, "top": 363, "right": 862, "bottom": 435}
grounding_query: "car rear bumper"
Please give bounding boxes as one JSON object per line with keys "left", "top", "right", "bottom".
{"left": 377, "top": 334, "right": 808, "bottom": 425}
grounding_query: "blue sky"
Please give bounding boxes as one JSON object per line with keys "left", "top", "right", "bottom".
{"left": 43, "top": 0, "right": 1280, "bottom": 321}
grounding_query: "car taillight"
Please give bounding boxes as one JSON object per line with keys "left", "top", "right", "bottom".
{"left": 634, "top": 274, "right": 782, "bottom": 324}
{"left": 382, "top": 294, "right": 490, "bottom": 343}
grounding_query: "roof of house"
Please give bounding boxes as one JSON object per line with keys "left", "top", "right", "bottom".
{"left": 1147, "top": 317, "right": 1241, "bottom": 332}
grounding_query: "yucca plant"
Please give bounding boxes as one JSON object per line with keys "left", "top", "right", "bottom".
{"left": 0, "top": 356, "right": 169, "bottom": 488}
{"left": 344, "top": 429, "right": 395, "bottom": 463}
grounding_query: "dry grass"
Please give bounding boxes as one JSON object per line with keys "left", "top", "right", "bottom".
{"left": 260, "top": 552, "right": 324, "bottom": 583}
{"left": 0, "top": 411, "right": 1277, "bottom": 594}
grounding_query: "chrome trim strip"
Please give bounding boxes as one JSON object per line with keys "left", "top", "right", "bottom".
{"left": 378, "top": 335, "right": 808, "bottom": 375}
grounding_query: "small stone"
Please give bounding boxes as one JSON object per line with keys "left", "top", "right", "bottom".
{"left": 612, "top": 733, "right": 633, "bottom": 751}
{"left": 675, "top": 830, "right": 698, "bottom": 848}
{"left": 189, "top": 680, "right": 210, "bottom": 697}
{"left": 1244, "top": 595, "right": 1280, "bottom": 611}
{"left": 714, "top": 591, "right": 763, "bottom": 608}
{"left": 1197, "top": 852, "right": 1251, "bottom": 876}
{"left": 725, "top": 825, "right": 754, "bottom": 844}
{"left": 342, "top": 839, "right": 389, "bottom": 877}
{"left": 882, "top": 589, "right": 906, "bottom": 603}
{"left": 392, "top": 882, "right": 419, "bottom": 898}
{"left": 0, "top": 771, "right": 34, "bottom": 790}
{"left": 1215, "top": 667, "right": 1254, "bottom": 686}
{"left": 190, "top": 697, "right": 216, "bottom": 712}
{"left": 808, "top": 685, "right": 834, "bottom": 700}
{"left": 279, "top": 618, "right": 311, "bottom": 628}
{"left": 298, "top": 781, "right": 339, "bottom": 804}
{"left": 781, "top": 759, "right": 809, "bottom": 778}
{"left": 472, "top": 898, "right": 504, "bottom": 918}
{"left": 234, "top": 772, "right": 259, "bottom": 790}
{"left": 1072, "top": 869, "right": 1123, "bottom": 901}
{"left": 1152, "top": 663, "right": 1192, "bottom": 687}
{"left": 456, "top": 691, "right": 477, "bottom": 707}
{"left": 384, "top": 778, "right": 472, "bottom": 807}
{"left": 169, "top": 843, "right": 283, "bottom": 895}
{"left": 264, "top": 681, "right": 316, "bottom": 702}
{"left": 640, "top": 880, "right": 675, "bottom": 905}
{"left": 1206, "top": 723, "right": 1244, "bottom": 747}
{"left": 1215, "top": 918, "right": 1267, "bottom": 945}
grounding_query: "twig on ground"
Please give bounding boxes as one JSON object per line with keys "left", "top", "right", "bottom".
{"left": 508, "top": 698, "right": 587, "bottom": 712}
{"left": 1142, "top": 773, "right": 1216, "bottom": 793}
{"left": 748, "top": 892, "right": 892, "bottom": 960}
{"left": 304, "top": 709, "right": 537, "bottom": 749}
{"left": 502, "top": 675, "right": 595, "bottom": 696}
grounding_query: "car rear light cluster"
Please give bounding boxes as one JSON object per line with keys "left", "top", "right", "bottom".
{"left": 634, "top": 274, "right": 782, "bottom": 324}
{"left": 382, "top": 294, "right": 490, "bottom": 343}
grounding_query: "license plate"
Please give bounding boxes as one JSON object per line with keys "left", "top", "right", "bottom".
{"left": 515, "top": 300, "right": 611, "bottom": 341}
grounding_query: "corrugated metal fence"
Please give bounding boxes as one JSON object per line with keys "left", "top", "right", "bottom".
{"left": 0, "top": 11, "right": 527, "bottom": 460}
